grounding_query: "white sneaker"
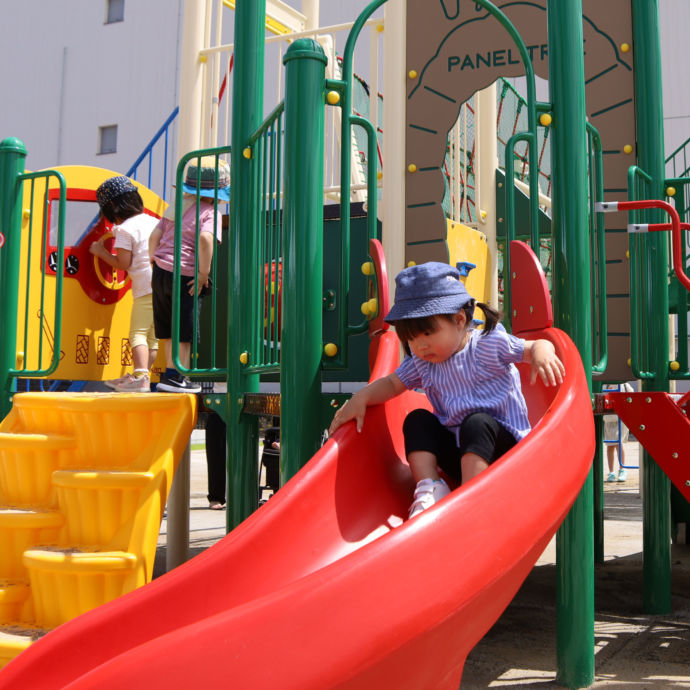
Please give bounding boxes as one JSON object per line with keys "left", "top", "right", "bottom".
{"left": 114, "top": 374, "right": 150, "bottom": 392}
{"left": 408, "top": 478, "right": 451, "bottom": 519}
{"left": 105, "top": 373, "right": 134, "bottom": 390}
{"left": 617, "top": 468, "right": 627, "bottom": 482}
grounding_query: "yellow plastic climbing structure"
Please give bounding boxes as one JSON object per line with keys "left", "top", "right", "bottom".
{"left": 0, "top": 392, "right": 196, "bottom": 667}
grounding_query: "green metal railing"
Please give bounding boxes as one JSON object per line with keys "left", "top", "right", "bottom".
{"left": 665, "top": 177, "right": 690, "bottom": 377}
{"left": 587, "top": 123, "right": 607, "bottom": 374}
{"left": 172, "top": 148, "right": 230, "bottom": 379}
{"left": 245, "top": 102, "right": 284, "bottom": 373}
{"left": 0, "top": 137, "right": 67, "bottom": 419}
{"left": 627, "top": 165, "right": 656, "bottom": 379}
{"left": 13, "top": 171, "right": 67, "bottom": 378}
{"left": 666, "top": 135, "right": 690, "bottom": 179}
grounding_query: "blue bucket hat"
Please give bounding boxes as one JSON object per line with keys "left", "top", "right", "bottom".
{"left": 182, "top": 156, "right": 231, "bottom": 202}
{"left": 384, "top": 262, "right": 474, "bottom": 322}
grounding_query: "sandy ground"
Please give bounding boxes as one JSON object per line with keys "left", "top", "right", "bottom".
{"left": 156, "top": 437, "right": 690, "bottom": 688}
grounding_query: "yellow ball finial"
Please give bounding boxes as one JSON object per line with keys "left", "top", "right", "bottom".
{"left": 625, "top": 250, "right": 630, "bottom": 259}
{"left": 367, "top": 298, "right": 378, "bottom": 315}
{"left": 623, "top": 144, "right": 633, "bottom": 155}
{"left": 407, "top": 163, "right": 417, "bottom": 173}
{"left": 670, "top": 360, "right": 680, "bottom": 371}
{"left": 626, "top": 357, "right": 632, "bottom": 367}
{"left": 324, "top": 343, "right": 338, "bottom": 357}
{"left": 666, "top": 186, "right": 676, "bottom": 197}
{"left": 243, "top": 147, "right": 252, "bottom": 159}
{"left": 620, "top": 42, "right": 631, "bottom": 53}
{"left": 377, "top": 170, "right": 383, "bottom": 180}
{"left": 407, "top": 261, "right": 416, "bottom": 267}
{"left": 326, "top": 90, "right": 340, "bottom": 105}
{"left": 408, "top": 69, "right": 418, "bottom": 79}
{"left": 199, "top": 54, "right": 208, "bottom": 63}
{"left": 376, "top": 23, "right": 384, "bottom": 33}
{"left": 361, "top": 261, "right": 374, "bottom": 276}
{"left": 539, "top": 113, "right": 552, "bottom": 126}
{"left": 239, "top": 351, "right": 249, "bottom": 364}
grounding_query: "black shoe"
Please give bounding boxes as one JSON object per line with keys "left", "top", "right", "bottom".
{"left": 157, "top": 373, "right": 202, "bottom": 393}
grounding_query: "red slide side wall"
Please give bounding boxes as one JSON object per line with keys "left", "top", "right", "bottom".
{"left": 0, "top": 324, "right": 593, "bottom": 689}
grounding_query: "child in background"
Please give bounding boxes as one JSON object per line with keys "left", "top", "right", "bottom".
{"left": 149, "top": 156, "right": 228, "bottom": 393}
{"left": 603, "top": 382, "right": 634, "bottom": 482}
{"left": 90, "top": 176, "right": 159, "bottom": 392}
{"left": 329, "top": 262, "right": 565, "bottom": 519}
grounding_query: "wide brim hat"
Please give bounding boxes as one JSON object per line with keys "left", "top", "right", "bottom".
{"left": 384, "top": 261, "right": 474, "bottom": 322}
{"left": 181, "top": 156, "right": 231, "bottom": 202}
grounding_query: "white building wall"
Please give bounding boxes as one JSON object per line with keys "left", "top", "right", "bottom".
{"left": 0, "top": 0, "right": 183, "bottom": 173}
{"left": 660, "top": 0, "right": 690, "bottom": 160}
{"left": 0, "top": 1, "right": 686, "bottom": 175}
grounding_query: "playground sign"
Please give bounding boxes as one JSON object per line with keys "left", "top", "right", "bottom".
{"left": 405, "top": 0, "right": 636, "bottom": 380}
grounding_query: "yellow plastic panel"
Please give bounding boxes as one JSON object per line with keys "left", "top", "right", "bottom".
{"left": 23, "top": 549, "right": 137, "bottom": 628}
{"left": 446, "top": 220, "right": 492, "bottom": 305}
{"left": 16, "top": 166, "right": 166, "bottom": 382}
{"left": 0, "top": 509, "right": 63, "bottom": 578}
{"left": 0, "top": 433, "right": 75, "bottom": 504}
{"left": 0, "top": 392, "right": 195, "bottom": 636}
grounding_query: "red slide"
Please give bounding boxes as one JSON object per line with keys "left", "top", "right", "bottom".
{"left": 0, "top": 243, "right": 594, "bottom": 689}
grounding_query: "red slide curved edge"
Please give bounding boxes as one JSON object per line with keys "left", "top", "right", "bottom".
{"left": 0, "top": 321, "right": 593, "bottom": 689}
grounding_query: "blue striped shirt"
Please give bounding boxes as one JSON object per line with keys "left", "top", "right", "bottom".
{"left": 395, "top": 324, "right": 531, "bottom": 441}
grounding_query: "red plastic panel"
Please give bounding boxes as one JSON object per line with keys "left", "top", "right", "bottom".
{"left": 606, "top": 391, "right": 690, "bottom": 502}
{"left": 510, "top": 240, "right": 553, "bottom": 334}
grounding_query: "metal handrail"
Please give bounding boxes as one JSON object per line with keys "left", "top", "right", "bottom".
{"left": 12, "top": 170, "right": 66, "bottom": 377}
{"left": 126, "top": 107, "right": 179, "bottom": 202}
{"left": 587, "top": 123, "right": 608, "bottom": 374}
{"left": 171, "top": 147, "right": 231, "bottom": 379}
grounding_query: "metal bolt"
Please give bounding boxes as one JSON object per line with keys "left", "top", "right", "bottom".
{"left": 639, "top": 424, "right": 645, "bottom": 431}
{"left": 672, "top": 452, "right": 679, "bottom": 459}
{"left": 626, "top": 397, "right": 632, "bottom": 403}
{"left": 645, "top": 397, "right": 651, "bottom": 403}
{"left": 686, "top": 480, "right": 690, "bottom": 487}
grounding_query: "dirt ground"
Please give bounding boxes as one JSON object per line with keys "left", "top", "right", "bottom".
{"left": 462, "top": 446, "right": 690, "bottom": 689}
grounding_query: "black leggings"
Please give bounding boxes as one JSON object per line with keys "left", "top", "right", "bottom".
{"left": 402, "top": 408, "right": 518, "bottom": 483}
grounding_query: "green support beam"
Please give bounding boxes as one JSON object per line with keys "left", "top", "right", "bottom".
{"left": 0, "top": 138, "right": 27, "bottom": 420}
{"left": 227, "top": 0, "right": 266, "bottom": 530}
{"left": 546, "top": 1, "right": 595, "bottom": 687}
{"left": 280, "top": 39, "right": 327, "bottom": 482}
{"left": 632, "top": 0, "right": 671, "bottom": 615}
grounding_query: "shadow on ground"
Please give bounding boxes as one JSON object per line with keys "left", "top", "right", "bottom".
{"left": 462, "top": 545, "right": 690, "bottom": 688}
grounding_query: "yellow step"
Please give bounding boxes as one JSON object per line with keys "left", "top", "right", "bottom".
{"left": 23, "top": 548, "right": 138, "bottom": 628}
{"left": 52, "top": 470, "right": 154, "bottom": 545}
{"left": 0, "top": 581, "right": 31, "bottom": 623}
{"left": 0, "top": 625, "right": 48, "bottom": 669}
{"left": 0, "top": 507, "right": 63, "bottom": 579}
{"left": 0, "top": 433, "right": 76, "bottom": 504}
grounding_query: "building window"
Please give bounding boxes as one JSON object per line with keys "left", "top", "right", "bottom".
{"left": 106, "top": 0, "right": 124, "bottom": 24}
{"left": 99, "top": 125, "right": 118, "bottom": 154}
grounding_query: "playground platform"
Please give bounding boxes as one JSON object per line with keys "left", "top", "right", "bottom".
{"left": 155, "top": 437, "right": 690, "bottom": 688}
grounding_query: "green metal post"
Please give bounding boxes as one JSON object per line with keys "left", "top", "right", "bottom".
{"left": 546, "top": 2, "right": 594, "bottom": 687}
{"left": 280, "top": 39, "right": 327, "bottom": 483}
{"left": 227, "top": 0, "right": 265, "bottom": 530}
{"left": 632, "top": 0, "right": 671, "bottom": 614}
{"left": 593, "top": 395, "right": 604, "bottom": 564}
{"left": 0, "top": 138, "right": 27, "bottom": 420}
